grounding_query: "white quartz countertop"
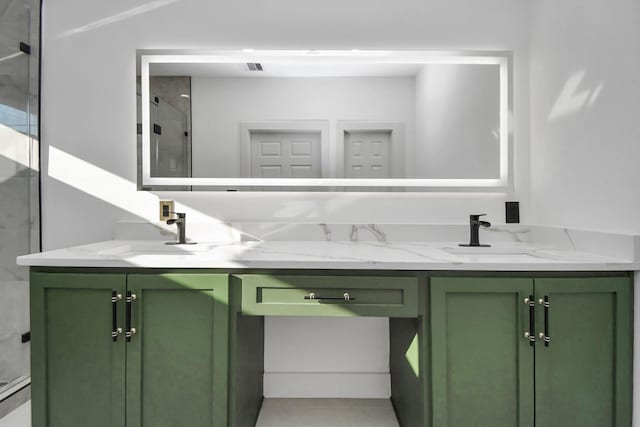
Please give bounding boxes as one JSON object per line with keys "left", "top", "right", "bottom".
{"left": 16, "top": 239, "right": 639, "bottom": 271}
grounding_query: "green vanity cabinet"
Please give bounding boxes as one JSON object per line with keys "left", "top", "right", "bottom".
{"left": 534, "top": 277, "right": 632, "bottom": 427}
{"left": 30, "top": 272, "right": 127, "bottom": 427}
{"left": 126, "top": 274, "right": 229, "bottom": 427}
{"left": 30, "top": 269, "right": 633, "bottom": 427}
{"left": 430, "top": 277, "right": 534, "bottom": 427}
{"left": 239, "top": 274, "right": 418, "bottom": 317}
{"left": 430, "top": 275, "right": 632, "bottom": 427}
{"left": 30, "top": 271, "right": 229, "bottom": 427}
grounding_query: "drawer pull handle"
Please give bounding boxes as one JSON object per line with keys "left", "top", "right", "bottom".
{"left": 304, "top": 292, "right": 356, "bottom": 301}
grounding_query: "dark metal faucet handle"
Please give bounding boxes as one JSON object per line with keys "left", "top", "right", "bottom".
{"left": 166, "top": 212, "right": 186, "bottom": 224}
{"left": 470, "top": 213, "right": 487, "bottom": 219}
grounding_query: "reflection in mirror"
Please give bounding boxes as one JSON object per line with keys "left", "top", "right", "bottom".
{"left": 138, "top": 51, "right": 511, "bottom": 191}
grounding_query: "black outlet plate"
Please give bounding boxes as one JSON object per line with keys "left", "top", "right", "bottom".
{"left": 505, "top": 201, "right": 520, "bottom": 223}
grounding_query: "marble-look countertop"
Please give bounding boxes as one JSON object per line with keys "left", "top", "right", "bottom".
{"left": 16, "top": 238, "right": 639, "bottom": 271}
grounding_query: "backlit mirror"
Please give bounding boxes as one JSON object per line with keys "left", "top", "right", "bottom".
{"left": 137, "top": 50, "right": 512, "bottom": 191}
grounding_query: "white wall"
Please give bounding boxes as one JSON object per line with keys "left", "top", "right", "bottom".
{"left": 529, "top": 0, "right": 640, "bottom": 234}
{"left": 191, "top": 76, "right": 415, "bottom": 178}
{"left": 41, "top": 0, "right": 532, "bottom": 250}
{"left": 415, "top": 64, "right": 500, "bottom": 179}
{"left": 41, "top": 0, "right": 531, "bottom": 399}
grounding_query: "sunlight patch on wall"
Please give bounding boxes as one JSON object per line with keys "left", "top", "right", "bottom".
{"left": 548, "top": 70, "right": 605, "bottom": 122}
{"left": 47, "top": 146, "right": 236, "bottom": 225}
{"left": 49, "top": 146, "right": 159, "bottom": 219}
{"left": 0, "top": 124, "right": 37, "bottom": 173}
{"left": 57, "top": 0, "right": 180, "bottom": 38}
{"left": 405, "top": 332, "right": 420, "bottom": 377}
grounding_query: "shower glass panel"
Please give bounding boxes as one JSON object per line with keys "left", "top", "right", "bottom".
{"left": 136, "top": 75, "right": 192, "bottom": 190}
{"left": 152, "top": 97, "right": 190, "bottom": 178}
{"left": 0, "top": 0, "right": 40, "bottom": 412}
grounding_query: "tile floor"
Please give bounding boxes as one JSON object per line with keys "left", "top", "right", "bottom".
{"left": 255, "top": 398, "right": 400, "bottom": 427}
{"left": 0, "top": 401, "right": 29, "bottom": 427}
{"left": 0, "top": 398, "right": 401, "bottom": 427}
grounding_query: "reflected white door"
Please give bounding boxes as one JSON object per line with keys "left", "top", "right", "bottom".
{"left": 250, "top": 132, "right": 321, "bottom": 178}
{"left": 344, "top": 131, "right": 392, "bottom": 178}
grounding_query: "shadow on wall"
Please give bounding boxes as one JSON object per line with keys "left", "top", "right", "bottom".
{"left": 38, "top": 143, "right": 389, "bottom": 249}
{"left": 45, "top": 143, "right": 435, "bottom": 242}
{"left": 43, "top": 145, "right": 365, "bottom": 235}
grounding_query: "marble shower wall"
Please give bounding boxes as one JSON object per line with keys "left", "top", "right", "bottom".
{"left": 0, "top": 0, "right": 40, "bottom": 385}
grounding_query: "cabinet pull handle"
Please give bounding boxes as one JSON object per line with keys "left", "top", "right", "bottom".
{"left": 126, "top": 292, "right": 137, "bottom": 342}
{"left": 304, "top": 292, "right": 356, "bottom": 301}
{"left": 538, "top": 296, "right": 551, "bottom": 346}
{"left": 524, "top": 296, "right": 535, "bottom": 346}
{"left": 111, "top": 292, "right": 123, "bottom": 341}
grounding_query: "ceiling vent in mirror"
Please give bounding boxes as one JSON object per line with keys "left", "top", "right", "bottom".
{"left": 245, "top": 63, "right": 263, "bottom": 71}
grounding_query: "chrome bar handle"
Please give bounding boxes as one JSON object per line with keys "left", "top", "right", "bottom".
{"left": 538, "top": 297, "right": 551, "bottom": 346}
{"left": 304, "top": 292, "right": 356, "bottom": 301}
{"left": 524, "top": 296, "right": 535, "bottom": 346}
{"left": 126, "top": 292, "right": 137, "bottom": 342}
{"left": 111, "top": 292, "right": 123, "bottom": 341}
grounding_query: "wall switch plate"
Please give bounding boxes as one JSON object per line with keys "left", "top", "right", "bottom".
{"left": 505, "top": 201, "right": 520, "bottom": 223}
{"left": 159, "top": 200, "right": 174, "bottom": 221}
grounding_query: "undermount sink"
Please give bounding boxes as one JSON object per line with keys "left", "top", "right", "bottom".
{"left": 441, "top": 246, "right": 540, "bottom": 262}
{"left": 96, "top": 241, "right": 224, "bottom": 255}
{"left": 443, "top": 246, "right": 529, "bottom": 255}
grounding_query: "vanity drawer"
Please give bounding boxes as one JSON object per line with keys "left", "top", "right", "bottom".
{"left": 238, "top": 274, "right": 418, "bottom": 317}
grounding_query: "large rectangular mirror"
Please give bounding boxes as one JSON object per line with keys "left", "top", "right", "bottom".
{"left": 137, "top": 50, "right": 512, "bottom": 191}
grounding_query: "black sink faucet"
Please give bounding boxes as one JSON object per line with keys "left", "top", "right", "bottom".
{"left": 460, "top": 214, "right": 491, "bottom": 247}
{"left": 166, "top": 212, "right": 188, "bottom": 245}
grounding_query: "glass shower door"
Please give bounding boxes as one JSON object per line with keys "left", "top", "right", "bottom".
{"left": 0, "top": 0, "right": 40, "bottom": 414}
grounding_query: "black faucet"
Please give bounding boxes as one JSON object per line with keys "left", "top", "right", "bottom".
{"left": 166, "top": 212, "right": 189, "bottom": 245}
{"left": 460, "top": 214, "right": 491, "bottom": 247}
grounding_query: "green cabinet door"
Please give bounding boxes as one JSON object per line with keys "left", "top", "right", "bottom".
{"left": 534, "top": 277, "right": 632, "bottom": 427}
{"left": 125, "top": 274, "right": 229, "bottom": 427}
{"left": 431, "top": 277, "right": 534, "bottom": 427}
{"left": 30, "top": 272, "right": 127, "bottom": 427}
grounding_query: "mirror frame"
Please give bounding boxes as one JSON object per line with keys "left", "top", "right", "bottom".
{"left": 139, "top": 49, "right": 513, "bottom": 192}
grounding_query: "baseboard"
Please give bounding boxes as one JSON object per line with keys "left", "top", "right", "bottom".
{"left": 263, "top": 372, "right": 391, "bottom": 398}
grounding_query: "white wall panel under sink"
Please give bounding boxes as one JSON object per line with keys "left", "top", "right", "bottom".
{"left": 264, "top": 317, "right": 391, "bottom": 398}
